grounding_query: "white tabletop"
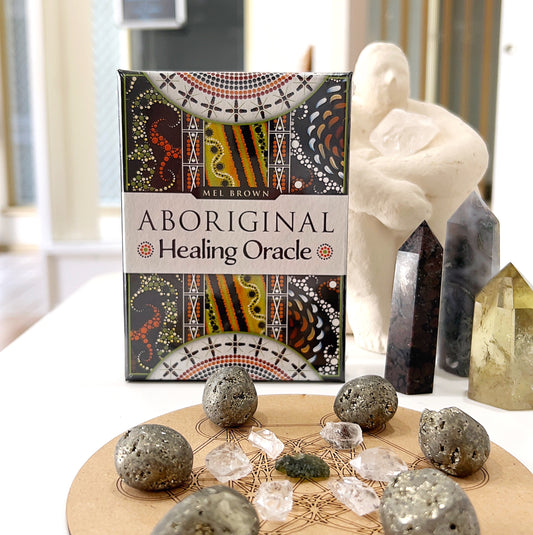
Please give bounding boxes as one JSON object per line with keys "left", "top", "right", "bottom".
{"left": 1, "top": 272, "right": 532, "bottom": 533}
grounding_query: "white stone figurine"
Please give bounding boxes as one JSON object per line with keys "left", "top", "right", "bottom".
{"left": 347, "top": 42, "right": 489, "bottom": 353}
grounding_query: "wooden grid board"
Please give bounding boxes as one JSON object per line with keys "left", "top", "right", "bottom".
{"left": 66, "top": 394, "right": 533, "bottom": 534}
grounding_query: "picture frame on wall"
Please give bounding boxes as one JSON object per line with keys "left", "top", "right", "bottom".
{"left": 115, "top": 0, "right": 187, "bottom": 29}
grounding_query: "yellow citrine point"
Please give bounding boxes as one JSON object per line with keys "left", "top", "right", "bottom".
{"left": 468, "top": 263, "right": 533, "bottom": 410}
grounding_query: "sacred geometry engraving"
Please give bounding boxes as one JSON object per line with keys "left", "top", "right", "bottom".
{"left": 113, "top": 406, "right": 489, "bottom": 535}
{"left": 68, "top": 395, "right": 533, "bottom": 535}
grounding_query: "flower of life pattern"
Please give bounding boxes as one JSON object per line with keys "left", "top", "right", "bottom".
{"left": 115, "top": 410, "right": 489, "bottom": 534}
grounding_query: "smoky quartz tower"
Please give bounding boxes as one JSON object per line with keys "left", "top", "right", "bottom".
{"left": 385, "top": 221, "right": 443, "bottom": 394}
{"left": 438, "top": 191, "right": 500, "bottom": 376}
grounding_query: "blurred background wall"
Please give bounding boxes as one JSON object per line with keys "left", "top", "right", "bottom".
{"left": 0, "top": 0, "right": 528, "bottom": 346}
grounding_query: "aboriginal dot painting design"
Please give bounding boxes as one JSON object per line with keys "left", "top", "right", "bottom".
{"left": 204, "top": 122, "right": 269, "bottom": 191}
{"left": 126, "top": 273, "right": 343, "bottom": 381}
{"left": 205, "top": 275, "right": 267, "bottom": 335}
{"left": 288, "top": 276, "right": 342, "bottom": 377}
{"left": 147, "top": 72, "right": 327, "bottom": 123}
{"left": 127, "top": 274, "right": 185, "bottom": 375}
{"left": 120, "top": 71, "right": 350, "bottom": 196}
{"left": 149, "top": 333, "right": 320, "bottom": 381}
{"left": 120, "top": 70, "right": 351, "bottom": 382}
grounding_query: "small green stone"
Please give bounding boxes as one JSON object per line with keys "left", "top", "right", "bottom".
{"left": 275, "top": 453, "right": 330, "bottom": 479}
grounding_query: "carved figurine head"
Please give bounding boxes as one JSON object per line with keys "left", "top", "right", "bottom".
{"left": 353, "top": 42, "right": 410, "bottom": 114}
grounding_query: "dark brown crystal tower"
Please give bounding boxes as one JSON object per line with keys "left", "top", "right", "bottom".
{"left": 385, "top": 221, "right": 443, "bottom": 394}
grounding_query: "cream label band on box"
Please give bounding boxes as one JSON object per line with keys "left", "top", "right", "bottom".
{"left": 123, "top": 193, "right": 348, "bottom": 275}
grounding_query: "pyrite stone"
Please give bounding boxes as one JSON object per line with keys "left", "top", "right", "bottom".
{"left": 385, "top": 222, "right": 443, "bottom": 394}
{"left": 468, "top": 263, "right": 533, "bottom": 410}
{"left": 152, "top": 485, "right": 260, "bottom": 535}
{"left": 202, "top": 366, "right": 258, "bottom": 427}
{"left": 379, "top": 469, "right": 480, "bottom": 535}
{"left": 418, "top": 407, "right": 490, "bottom": 477}
{"left": 438, "top": 191, "right": 500, "bottom": 376}
{"left": 114, "top": 424, "right": 193, "bottom": 491}
{"left": 334, "top": 375, "right": 398, "bottom": 429}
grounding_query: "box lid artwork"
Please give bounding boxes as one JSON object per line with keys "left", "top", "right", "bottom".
{"left": 119, "top": 71, "right": 351, "bottom": 381}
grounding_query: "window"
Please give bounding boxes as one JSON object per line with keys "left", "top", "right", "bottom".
{"left": 0, "top": 0, "right": 36, "bottom": 207}
{"left": 92, "top": 0, "right": 123, "bottom": 206}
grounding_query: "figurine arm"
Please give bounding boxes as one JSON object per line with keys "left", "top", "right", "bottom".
{"left": 349, "top": 153, "right": 432, "bottom": 231}
{"left": 367, "top": 104, "right": 489, "bottom": 198}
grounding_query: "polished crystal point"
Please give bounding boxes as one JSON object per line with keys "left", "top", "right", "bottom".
{"left": 254, "top": 480, "right": 293, "bottom": 521}
{"left": 468, "top": 263, "right": 533, "bottom": 410}
{"left": 385, "top": 222, "right": 443, "bottom": 394}
{"left": 328, "top": 477, "right": 380, "bottom": 516}
{"left": 320, "top": 421, "right": 363, "bottom": 450}
{"left": 438, "top": 191, "right": 500, "bottom": 376}
{"left": 369, "top": 108, "right": 439, "bottom": 157}
{"left": 248, "top": 428, "right": 284, "bottom": 459}
{"left": 350, "top": 447, "right": 408, "bottom": 482}
{"left": 205, "top": 442, "right": 253, "bottom": 483}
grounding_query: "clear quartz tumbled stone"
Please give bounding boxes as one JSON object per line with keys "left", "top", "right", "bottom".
{"left": 328, "top": 477, "right": 380, "bottom": 516}
{"left": 255, "top": 480, "right": 293, "bottom": 521}
{"left": 320, "top": 421, "right": 363, "bottom": 450}
{"left": 248, "top": 427, "right": 284, "bottom": 459}
{"left": 350, "top": 447, "right": 408, "bottom": 482}
{"left": 204, "top": 442, "right": 253, "bottom": 483}
{"left": 369, "top": 108, "right": 439, "bottom": 157}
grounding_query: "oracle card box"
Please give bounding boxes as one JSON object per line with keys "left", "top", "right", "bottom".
{"left": 119, "top": 71, "right": 351, "bottom": 381}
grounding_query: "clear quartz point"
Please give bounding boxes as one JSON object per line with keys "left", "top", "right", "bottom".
{"left": 350, "top": 447, "right": 408, "bottom": 482}
{"left": 254, "top": 480, "right": 293, "bottom": 521}
{"left": 328, "top": 477, "right": 380, "bottom": 516}
{"left": 204, "top": 442, "right": 253, "bottom": 483}
{"left": 369, "top": 108, "right": 439, "bottom": 157}
{"left": 320, "top": 421, "right": 363, "bottom": 450}
{"left": 248, "top": 427, "right": 284, "bottom": 459}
